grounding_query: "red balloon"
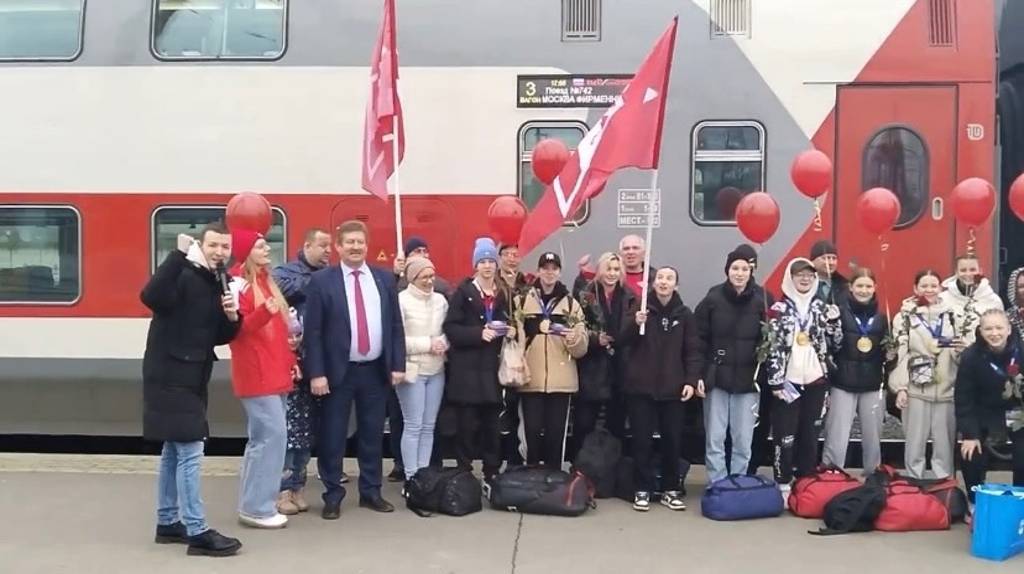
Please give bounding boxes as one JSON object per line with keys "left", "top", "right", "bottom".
{"left": 531, "top": 139, "right": 570, "bottom": 185}
{"left": 790, "top": 149, "right": 833, "bottom": 199}
{"left": 857, "top": 187, "right": 901, "bottom": 235}
{"left": 487, "top": 196, "right": 528, "bottom": 245}
{"left": 734, "top": 192, "right": 780, "bottom": 244}
{"left": 715, "top": 186, "right": 743, "bottom": 219}
{"left": 1010, "top": 173, "right": 1024, "bottom": 222}
{"left": 950, "top": 177, "right": 996, "bottom": 227}
{"left": 226, "top": 192, "right": 272, "bottom": 234}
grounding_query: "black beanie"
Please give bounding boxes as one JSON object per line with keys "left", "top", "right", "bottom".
{"left": 725, "top": 244, "right": 758, "bottom": 274}
{"left": 810, "top": 239, "right": 837, "bottom": 261}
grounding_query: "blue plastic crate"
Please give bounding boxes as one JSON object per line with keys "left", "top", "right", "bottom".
{"left": 971, "top": 484, "right": 1024, "bottom": 561}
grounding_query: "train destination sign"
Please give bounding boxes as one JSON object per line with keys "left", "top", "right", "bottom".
{"left": 617, "top": 188, "right": 661, "bottom": 228}
{"left": 517, "top": 74, "right": 633, "bottom": 108}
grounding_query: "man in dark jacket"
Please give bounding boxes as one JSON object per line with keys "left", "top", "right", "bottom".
{"left": 810, "top": 239, "right": 850, "bottom": 304}
{"left": 141, "top": 222, "right": 242, "bottom": 557}
{"left": 274, "top": 228, "right": 331, "bottom": 316}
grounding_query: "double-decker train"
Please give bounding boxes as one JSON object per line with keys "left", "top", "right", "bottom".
{"left": 0, "top": 0, "right": 1014, "bottom": 440}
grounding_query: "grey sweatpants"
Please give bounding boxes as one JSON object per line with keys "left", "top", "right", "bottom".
{"left": 822, "top": 388, "right": 883, "bottom": 473}
{"left": 901, "top": 397, "right": 955, "bottom": 479}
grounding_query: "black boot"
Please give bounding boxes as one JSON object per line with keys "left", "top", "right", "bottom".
{"left": 186, "top": 529, "right": 242, "bottom": 557}
{"left": 154, "top": 522, "right": 188, "bottom": 544}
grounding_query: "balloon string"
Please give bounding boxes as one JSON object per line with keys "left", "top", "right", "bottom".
{"left": 879, "top": 235, "right": 893, "bottom": 338}
{"left": 812, "top": 198, "right": 823, "bottom": 233}
{"left": 967, "top": 227, "right": 977, "bottom": 258}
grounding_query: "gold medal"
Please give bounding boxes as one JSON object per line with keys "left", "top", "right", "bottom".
{"left": 857, "top": 336, "right": 873, "bottom": 353}
{"left": 539, "top": 319, "right": 551, "bottom": 334}
{"left": 796, "top": 331, "right": 811, "bottom": 346}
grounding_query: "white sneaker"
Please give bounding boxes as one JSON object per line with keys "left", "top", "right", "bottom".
{"left": 633, "top": 491, "right": 651, "bottom": 512}
{"left": 238, "top": 512, "right": 288, "bottom": 529}
{"left": 661, "top": 490, "right": 687, "bottom": 511}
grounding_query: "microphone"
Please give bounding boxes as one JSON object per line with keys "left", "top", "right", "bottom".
{"left": 216, "top": 262, "right": 230, "bottom": 294}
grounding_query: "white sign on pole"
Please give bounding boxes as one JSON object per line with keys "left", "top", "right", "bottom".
{"left": 617, "top": 188, "right": 661, "bottom": 228}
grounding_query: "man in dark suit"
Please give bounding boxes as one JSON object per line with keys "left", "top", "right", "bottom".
{"left": 304, "top": 220, "right": 406, "bottom": 519}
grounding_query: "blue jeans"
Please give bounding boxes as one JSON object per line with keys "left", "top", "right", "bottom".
{"left": 239, "top": 394, "right": 288, "bottom": 518}
{"left": 703, "top": 387, "right": 759, "bottom": 483}
{"left": 157, "top": 440, "right": 208, "bottom": 537}
{"left": 395, "top": 371, "right": 445, "bottom": 479}
{"left": 281, "top": 448, "right": 311, "bottom": 492}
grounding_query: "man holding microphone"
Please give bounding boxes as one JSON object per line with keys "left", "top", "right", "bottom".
{"left": 142, "top": 222, "right": 244, "bottom": 557}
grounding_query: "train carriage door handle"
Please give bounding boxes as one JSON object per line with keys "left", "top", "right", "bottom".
{"left": 931, "top": 198, "right": 944, "bottom": 221}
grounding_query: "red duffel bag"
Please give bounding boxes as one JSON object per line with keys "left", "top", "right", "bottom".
{"left": 789, "top": 466, "right": 862, "bottom": 518}
{"left": 874, "top": 480, "right": 950, "bottom": 532}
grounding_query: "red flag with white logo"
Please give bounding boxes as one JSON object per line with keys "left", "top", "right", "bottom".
{"left": 517, "top": 17, "right": 678, "bottom": 254}
{"left": 361, "top": 0, "right": 404, "bottom": 200}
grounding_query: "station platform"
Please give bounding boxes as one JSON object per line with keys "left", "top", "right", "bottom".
{"left": 0, "top": 454, "right": 1016, "bottom": 574}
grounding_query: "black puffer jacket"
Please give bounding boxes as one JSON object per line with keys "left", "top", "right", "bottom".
{"left": 443, "top": 278, "right": 509, "bottom": 405}
{"left": 955, "top": 337, "right": 1024, "bottom": 441}
{"left": 141, "top": 251, "right": 240, "bottom": 442}
{"left": 829, "top": 296, "right": 889, "bottom": 393}
{"left": 619, "top": 292, "right": 701, "bottom": 400}
{"left": 575, "top": 281, "right": 634, "bottom": 401}
{"left": 694, "top": 281, "right": 768, "bottom": 394}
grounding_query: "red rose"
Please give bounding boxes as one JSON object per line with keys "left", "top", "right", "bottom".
{"left": 1009, "top": 364, "right": 1020, "bottom": 378}
{"left": 765, "top": 308, "right": 781, "bottom": 320}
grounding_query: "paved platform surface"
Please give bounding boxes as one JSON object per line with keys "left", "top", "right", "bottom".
{"left": 0, "top": 454, "right": 1018, "bottom": 574}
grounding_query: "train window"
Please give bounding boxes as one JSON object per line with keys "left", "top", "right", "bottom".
{"left": 0, "top": 206, "right": 81, "bottom": 304}
{"left": 862, "top": 127, "right": 928, "bottom": 228}
{"left": 691, "top": 121, "right": 765, "bottom": 224}
{"left": 0, "top": 0, "right": 85, "bottom": 61}
{"left": 152, "top": 0, "right": 287, "bottom": 60}
{"left": 151, "top": 206, "right": 287, "bottom": 272}
{"left": 518, "top": 121, "right": 589, "bottom": 225}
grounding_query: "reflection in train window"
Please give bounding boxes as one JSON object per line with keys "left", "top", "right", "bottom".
{"left": 862, "top": 127, "right": 928, "bottom": 228}
{"left": 0, "top": 206, "right": 81, "bottom": 304}
{"left": 518, "top": 121, "right": 588, "bottom": 225}
{"left": 151, "top": 206, "right": 287, "bottom": 272}
{"left": 152, "top": 0, "right": 287, "bottom": 60}
{"left": 691, "top": 121, "right": 765, "bottom": 225}
{"left": 0, "top": 0, "right": 85, "bottom": 61}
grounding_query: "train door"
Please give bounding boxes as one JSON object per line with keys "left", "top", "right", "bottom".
{"left": 329, "top": 197, "right": 456, "bottom": 279}
{"left": 834, "top": 85, "right": 957, "bottom": 306}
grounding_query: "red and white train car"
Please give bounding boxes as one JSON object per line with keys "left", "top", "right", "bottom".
{"left": 0, "top": 0, "right": 1001, "bottom": 437}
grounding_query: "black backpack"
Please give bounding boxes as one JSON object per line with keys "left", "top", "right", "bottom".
{"left": 571, "top": 428, "right": 622, "bottom": 498}
{"left": 403, "top": 467, "right": 482, "bottom": 517}
{"left": 809, "top": 478, "right": 887, "bottom": 536}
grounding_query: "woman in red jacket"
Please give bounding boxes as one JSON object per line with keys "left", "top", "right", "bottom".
{"left": 228, "top": 229, "right": 297, "bottom": 529}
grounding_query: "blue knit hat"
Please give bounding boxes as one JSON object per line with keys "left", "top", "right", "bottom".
{"left": 472, "top": 237, "right": 498, "bottom": 268}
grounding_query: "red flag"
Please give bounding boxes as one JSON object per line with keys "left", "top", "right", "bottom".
{"left": 518, "top": 17, "right": 678, "bottom": 254}
{"left": 362, "top": 0, "right": 404, "bottom": 200}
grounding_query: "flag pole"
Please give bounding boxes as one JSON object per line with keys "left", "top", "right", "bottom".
{"left": 639, "top": 169, "right": 659, "bottom": 336}
{"left": 391, "top": 131, "right": 404, "bottom": 256}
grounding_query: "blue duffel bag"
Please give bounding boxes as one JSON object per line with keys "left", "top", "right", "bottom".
{"left": 701, "top": 474, "right": 785, "bottom": 521}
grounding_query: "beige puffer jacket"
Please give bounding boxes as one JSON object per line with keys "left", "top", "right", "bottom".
{"left": 888, "top": 297, "right": 960, "bottom": 403}
{"left": 515, "top": 284, "right": 588, "bottom": 394}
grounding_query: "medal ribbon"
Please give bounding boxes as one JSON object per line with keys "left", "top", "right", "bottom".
{"left": 474, "top": 279, "right": 496, "bottom": 323}
{"left": 789, "top": 301, "right": 811, "bottom": 334}
{"left": 915, "top": 312, "right": 945, "bottom": 339}
{"left": 854, "top": 314, "right": 876, "bottom": 337}
{"left": 533, "top": 292, "right": 556, "bottom": 322}
{"left": 990, "top": 349, "right": 1019, "bottom": 381}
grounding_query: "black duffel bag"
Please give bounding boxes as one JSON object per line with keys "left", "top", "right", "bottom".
{"left": 572, "top": 428, "right": 622, "bottom": 499}
{"left": 403, "top": 467, "right": 482, "bottom": 517}
{"left": 486, "top": 466, "right": 594, "bottom": 517}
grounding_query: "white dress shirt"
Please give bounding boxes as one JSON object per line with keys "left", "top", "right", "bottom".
{"left": 342, "top": 262, "right": 383, "bottom": 362}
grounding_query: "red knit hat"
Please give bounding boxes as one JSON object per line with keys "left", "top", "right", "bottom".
{"left": 231, "top": 228, "right": 262, "bottom": 272}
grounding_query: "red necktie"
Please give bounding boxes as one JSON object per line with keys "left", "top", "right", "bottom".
{"left": 351, "top": 269, "right": 370, "bottom": 355}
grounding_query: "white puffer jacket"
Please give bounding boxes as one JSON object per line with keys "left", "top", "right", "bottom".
{"left": 399, "top": 285, "right": 449, "bottom": 376}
